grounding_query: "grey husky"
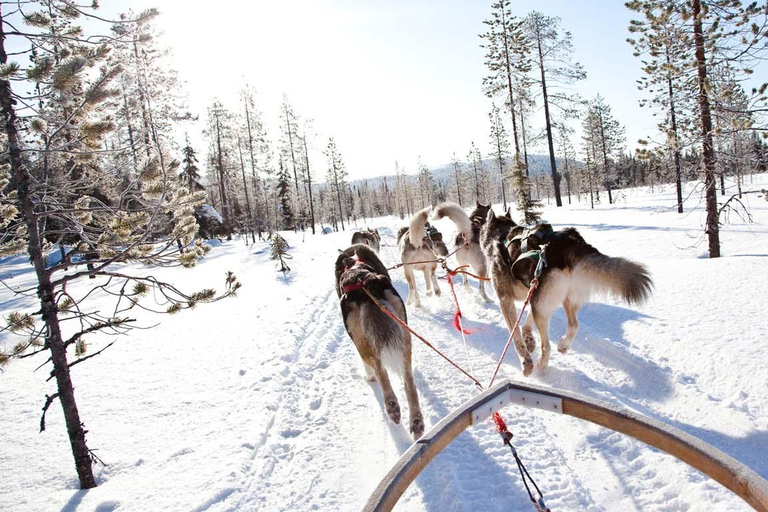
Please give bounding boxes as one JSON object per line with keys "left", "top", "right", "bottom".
{"left": 480, "top": 209, "right": 653, "bottom": 376}
{"left": 431, "top": 202, "right": 491, "bottom": 301}
{"left": 335, "top": 244, "right": 425, "bottom": 439}
{"left": 397, "top": 206, "right": 443, "bottom": 307}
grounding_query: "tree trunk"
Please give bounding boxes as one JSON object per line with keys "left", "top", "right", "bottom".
{"left": 0, "top": 22, "right": 95, "bottom": 485}
{"left": 536, "top": 36, "right": 563, "bottom": 207}
{"left": 301, "top": 137, "right": 316, "bottom": 234}
{"left": 692, "top": 0, "right": 721, "bottom": 258}
{"left": 237, "top": 135, "right": 255, "bottom": 244}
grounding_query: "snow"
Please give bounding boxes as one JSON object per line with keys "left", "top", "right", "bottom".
{"left": 2, "top": 176, "right": 768, "bottom": 512}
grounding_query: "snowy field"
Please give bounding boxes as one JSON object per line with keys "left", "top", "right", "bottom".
{"left": 1, "top": 176, "right": 767, "bottom": 512}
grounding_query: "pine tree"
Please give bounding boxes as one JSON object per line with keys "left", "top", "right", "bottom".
{"left": 0, "top": 4, "right": 239, "bottom": 489}
{"left": 587, "top": 95, "right": 626, "bottom": 204}
{"left": 523, "top": 11, "right": 586, "bottom": 208}
{"left": 450, "top": 153, "right": 466, "bottom": 206}
{"left": 205, "top": 99, "right": 236, "bottom": 238}
{"left": 269, "top": 233, "right": 291, "bottom": 272}
{"left": 276, "top": 158, "right": 294, "bottom": 229}
{"left": 480, "top": 0, "right": 530, "bottom": 191}
{"left": 627, "top": 2, "right": 692, "bottom": 213}
{"left": 324, "top": 138, "right": 347, "bottom": 231}
{"left": 279, "top": 95, "right": 305, "bottom": 227}
{"left": 180, "top": 134, "right": 201, "bottom": 191}
{"left": 489, "top": 103, "right": 511, "bottom": 209}
{"left": 417, "top": 158, "right": 436, "bottom": 208}
{"left": 467, "top": 142, "right": 485, "bottom": 203}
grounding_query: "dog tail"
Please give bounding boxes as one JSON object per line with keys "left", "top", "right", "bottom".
{"left": 431, "top": 202, "right": 472, "bottom": 241}
{"left": 408, "top": 206, "right": 432, "bottom": 247}
{"left": 575, "top": 253, "right": 653, "bottom": 305}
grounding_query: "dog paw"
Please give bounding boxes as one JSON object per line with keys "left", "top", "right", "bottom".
{"left": 522, "top": 358, "right": 534, "bottom": 377}
{"left": 386, "top": 400, "right": 401, "bottom": 425}
{"left": 410, "top": 416, "right": 425, "bottom": 439}
{"left": 523, "top": 331, "right": 536, "bottom": 353}
{"left": 535, "top": 355, "right": 550, "bottom": 371}
{"left": 557, "top": 337, "right": 571, "bottom": 354}
{"left": 434, "top": 288, "right": 441, "bottom": 297}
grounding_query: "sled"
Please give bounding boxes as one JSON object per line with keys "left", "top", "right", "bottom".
{"left": 364, "top": 380, "right": 768, "bottom": 511}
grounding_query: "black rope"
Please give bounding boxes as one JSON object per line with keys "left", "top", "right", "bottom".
{"left": 498, "top": 429, "right": 550, "bottom": 511}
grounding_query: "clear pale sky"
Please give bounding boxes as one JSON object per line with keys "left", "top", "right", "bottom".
{"left": 103, "top": 0, "right": 661, "bottom": 180}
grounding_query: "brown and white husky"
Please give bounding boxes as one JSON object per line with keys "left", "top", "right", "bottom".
{"left": 335, "top": 243, "right": 425, "bottom": 439}
{"left": 431, "top": 202, "right": 491, "bottom": 302}
{"left": 480, "top": 209, "right": 653, "bottom": 376}
{"left": 397, "top": 206, "right": 442, "bottom": 307}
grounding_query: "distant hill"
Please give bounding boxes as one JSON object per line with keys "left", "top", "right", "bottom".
{"left": 348, "top": 153, "right": 568, "bottom": 188}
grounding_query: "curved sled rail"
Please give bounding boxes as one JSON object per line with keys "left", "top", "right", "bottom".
{"left": 364, "top": 380, "right": 768, "bottom": 512}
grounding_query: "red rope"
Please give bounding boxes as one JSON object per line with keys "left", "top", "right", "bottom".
{"left": 443, "top": 266, "right": 475, "bottom": 335}
{"left": 361, "top": 287, "right": 483, "bottom": 389}
{"left": 487, "top": 278, "right": 539, "bottom": 389}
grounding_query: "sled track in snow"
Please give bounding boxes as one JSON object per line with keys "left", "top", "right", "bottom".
{"left": 221, "top": 286, "right": 347, "bottom": 511}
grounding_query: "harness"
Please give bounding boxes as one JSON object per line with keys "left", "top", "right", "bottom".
{"left": 505, "top": 223, "right": 554, "bottom": 253}
{"left": 342, "top": 258, "right": 369, "bottom": 294}
{"left": 504, "top": 224, "right": 554, "bottom": 287}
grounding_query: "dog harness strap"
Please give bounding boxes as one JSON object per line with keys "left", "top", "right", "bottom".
{"left": 342, "top": 281, "right": 365, "bottom": 294}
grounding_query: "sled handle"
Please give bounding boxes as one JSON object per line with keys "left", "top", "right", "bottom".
{"left": 363, "top": 380, "right": 768, "bottom": 512}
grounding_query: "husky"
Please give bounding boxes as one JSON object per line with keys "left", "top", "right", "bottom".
{"left": 480, "top": 209, "right": 653, "bottom": 376}
{"left": 397, "top": 206, "right": 443, "bottom": 307}
{"left": 425, "top": 222, "right": 449, "bottom": 257}
{"left": 431, "top": 202, "right": 492, "bottom": 301}
{"left": 351, "top": 228, "right": 381, "bottom": 253}
{"left": 335, "top": 243, "right": 425, "bottom": 439}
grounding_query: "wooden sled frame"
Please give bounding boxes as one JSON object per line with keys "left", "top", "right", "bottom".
{"left": 364, "top": 380, "right": 768, "bottom": 511}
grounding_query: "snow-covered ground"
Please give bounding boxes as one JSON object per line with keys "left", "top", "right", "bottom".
{"left": 2, "top": 176, "right": 767, "bottom": 512}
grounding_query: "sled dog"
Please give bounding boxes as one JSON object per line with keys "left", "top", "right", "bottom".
{"left": 425, "top": 222, "right": 449, "bottom": 257}
{"left": 480, "top": 209, "right": 653, "bottom": 376}
{"left": 397, "top": 206, "right": 443, "bottom": 307}
{"left": 351, "top": 228, "right": 381, "bottom": 253}
{"left": 335, "top": 244, "right": 425, "bottom": 439}
{"left": 431, "top": 202, "right": 492, "bottom": 301}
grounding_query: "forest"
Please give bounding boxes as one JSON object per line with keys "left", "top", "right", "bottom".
{"left": 1, "top": 0, "right": 767, "bottom": 492}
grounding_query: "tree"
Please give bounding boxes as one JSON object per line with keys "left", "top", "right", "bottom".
{"left": 417, "top": 158, "right": 436, "bottom": 208}
{"left": 489, "top": 103, "right": 510, "bottom": 209}
{"left": 205, "top": 99, "right": 235, "bottom": 238}
{"left": 523, "top": 11, "right": 586, "bottom": 207}
{"left": 0, "top": 3, "right": 239, "bottom": 489}
{"left": 450, "top": 153, "right": 466, "bottom": 206}
{"left": 279, "top": 95, "right": 304, "bottom": 227}
{"left": 299, "top": 121, "right": 317, "bottom": 234}
{"left": 467, "top": 142, "right": 486, "bottom": 203}
{"left": 270, "top": 233, "right": 291, "bottom": 272}
{"left": 627, "top": 1, "right": 693, "bottom": 213}
{"left": 480, "top": 0, "right": 530, "bottom": 180}
{"left": 324, "top": 138, "right": 347, "bottom": 231}
{"left": 587, "top": 95, "right": 626, "bottom": 204}
{"left": 276, "top": 158, "right": 294, "bottom": 229}
{"left": 179, "top": 134, "right": 201, "bottom": 191}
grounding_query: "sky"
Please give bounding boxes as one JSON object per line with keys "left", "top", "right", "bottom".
{"left": 2, "top": 174, "right": 768, "bottom": 510}
{"left": 94, "top": 1, "right": 662, "bottom": 179}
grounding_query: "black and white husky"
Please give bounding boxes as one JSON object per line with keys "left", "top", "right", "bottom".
{"left": 480, "top": 209, "right": 653, "bottom": 376}
{"left": 335, "top": 244, "right": 425, "bottom": 439}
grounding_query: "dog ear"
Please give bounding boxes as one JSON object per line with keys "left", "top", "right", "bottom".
{"left": 486, "top": 208, "right": 496, "bottom": 222}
